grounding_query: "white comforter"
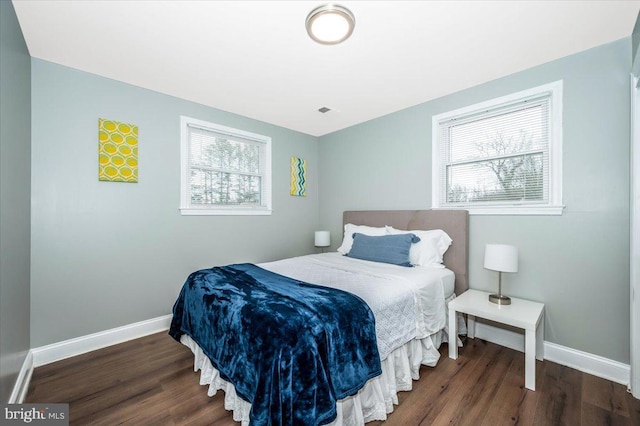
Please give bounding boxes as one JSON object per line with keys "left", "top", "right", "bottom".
{"left": 259, "top": 253, "right": 454, "bottom": 360}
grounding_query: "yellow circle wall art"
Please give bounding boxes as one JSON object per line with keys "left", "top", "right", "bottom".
{"left": 119, "top": 167, "right": 133, "bottom": 179}
{"left": 99, "top": 154, "right": 109, "bottom": 166}
{"left": 118, "top": 123, "right": 132, "bottom": 135}
{"left": 99, "top": 118, "right": 138, "bottom": 183}
{"left": 110, "top": 133, "right": 124, "bottom": 144}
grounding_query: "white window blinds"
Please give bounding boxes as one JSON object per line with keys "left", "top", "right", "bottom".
{"left": 180, "top": 117, "right": 272, "bottom": 215}
{"left": 432, "top": 81, "right": 563, "bottom": 215}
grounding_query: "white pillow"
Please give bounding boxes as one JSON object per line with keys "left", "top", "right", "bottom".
{"left": 337, "top": 224, "right": 387, "bottom": 254}
{"left": 386, "top": 226, "right": 452, "bottom": 267}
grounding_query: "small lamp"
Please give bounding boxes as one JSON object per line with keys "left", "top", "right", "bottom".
{"left": 314, "top": 231, "right": 331, "bottom": 252}
{"left": 484, "top": 244, "right": 518, "bottom": 305}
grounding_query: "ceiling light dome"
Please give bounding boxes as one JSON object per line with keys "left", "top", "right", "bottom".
{"left": 306, "top": 4, "right": 355, "bottom": 45}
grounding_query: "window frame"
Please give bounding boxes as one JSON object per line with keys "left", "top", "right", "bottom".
{"left": 431, "top": 81, "right": 564, "bottom": 215}
{"left": 180, "top": 116, "right": 272, "bottom": 216}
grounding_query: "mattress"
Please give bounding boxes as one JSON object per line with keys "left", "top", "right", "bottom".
{"left": 260, "top": 253, "right": 455, "bottom": 360}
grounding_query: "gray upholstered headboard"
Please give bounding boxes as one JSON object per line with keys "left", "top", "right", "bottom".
{"left": 343, "top": 210, "right": 469, "bottom": 295}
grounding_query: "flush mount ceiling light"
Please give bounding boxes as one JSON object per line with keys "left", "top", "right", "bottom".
{"left": 306, "top": 4, "right": 355, "bottom": 45}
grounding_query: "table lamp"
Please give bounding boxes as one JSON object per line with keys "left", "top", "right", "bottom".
{"left": 484, "top": 244, "right": 518, "bottom": 305}
{"left": 314, "top": 231, "right": 330, "bottom": 253}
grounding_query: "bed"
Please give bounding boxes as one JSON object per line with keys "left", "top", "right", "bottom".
{"left": 170, "top": 209, "right": 469, "bottom": 425}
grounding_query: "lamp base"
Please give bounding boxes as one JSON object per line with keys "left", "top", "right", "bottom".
{"left": 489, "top": 293, "right": 511, "bottom": 305}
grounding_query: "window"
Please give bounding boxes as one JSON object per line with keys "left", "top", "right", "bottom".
{"left": 180, "top": 116, "right": 272, "bottom": 215}
{"left": 432, "top": 81, "right": 563, "bottom": 215}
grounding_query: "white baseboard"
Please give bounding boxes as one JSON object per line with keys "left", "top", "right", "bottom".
{"left": 544, "top": 342, "right": 630, "bottom": 386}
{"left": 31, "top": 314, "right": 173, "bottom": 367}
{"left": 474, "top": 321, "right": 525, "bottom": 353}
{"left": 473, "top": 320, "right": 630, "bottom": 386}
{"left": 8, "top": 351, "right": 34, "bottom": 404}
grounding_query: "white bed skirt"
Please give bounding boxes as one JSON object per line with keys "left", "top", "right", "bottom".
{"left": 180, "top": 300, "right": 466, "bottom": 425}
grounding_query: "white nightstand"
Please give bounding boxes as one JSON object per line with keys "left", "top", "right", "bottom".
{"left": 448, "top": 289, "right": 545, "bottom": 391}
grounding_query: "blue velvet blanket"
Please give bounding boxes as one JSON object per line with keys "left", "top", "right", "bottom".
{"left": 169, "top": 263, "right": 382, "bottom": 426}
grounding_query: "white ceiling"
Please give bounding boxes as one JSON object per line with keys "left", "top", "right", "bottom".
{"left": 12, "top": 0, "right": 640, "bottom": 137}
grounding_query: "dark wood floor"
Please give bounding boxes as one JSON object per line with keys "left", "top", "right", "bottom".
{"left": 26, "top": 332, "right": 640, "bottom": 425}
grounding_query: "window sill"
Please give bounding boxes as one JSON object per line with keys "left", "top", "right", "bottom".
{"left": 433, "top": 205, "right": 565, "bottom": 216}
{"left": 180, "top": 208, "right": 273, "bottom": 216}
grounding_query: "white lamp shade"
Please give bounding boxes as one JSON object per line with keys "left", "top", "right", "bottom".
{"left": 314, "top": 231, "right": 331, "bottom": 247}
{"left": 484, "top": 244, "right": 518, "bottom": 273}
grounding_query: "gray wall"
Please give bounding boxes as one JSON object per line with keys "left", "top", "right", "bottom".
{"left": 0, "top": 0, "right": 31, "bottom": 402}
{"left": 633, "top": 12, "right": 640, "bottom": 74}
{"left": 319, "top": 38, "right": 632, "bottom": 363}
{"left": 30, "top": 59, "right": 319, "bottom": 347}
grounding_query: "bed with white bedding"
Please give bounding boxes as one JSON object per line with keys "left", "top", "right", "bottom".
{"left": 262, "top": 253, "right": 455, "bottom": 359}
{"left": 172, "top": 209, "right": 469, "bottom": 425}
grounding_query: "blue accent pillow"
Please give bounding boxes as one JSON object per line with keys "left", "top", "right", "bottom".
{"left": 346, "top": 233, "right": 420, "bottom": 267}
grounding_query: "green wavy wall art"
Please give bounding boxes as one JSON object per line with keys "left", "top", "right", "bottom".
{"left": 290, "top": 157, "right": 306, "bottom": 196}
